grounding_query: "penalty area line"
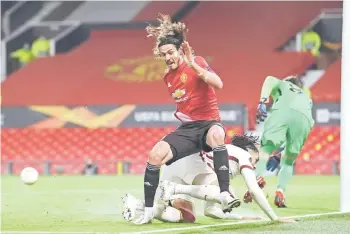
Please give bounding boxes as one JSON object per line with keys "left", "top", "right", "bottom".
{"left": 122, "top": 211, "right": 348, "bottom": 234}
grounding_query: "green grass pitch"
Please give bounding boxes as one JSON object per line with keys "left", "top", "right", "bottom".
{"left": 1, "top": 175, "right": 349, "bottom": 233}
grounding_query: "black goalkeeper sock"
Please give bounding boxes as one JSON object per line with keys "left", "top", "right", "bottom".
{"left": 213, "top": 144, "right": 230, "bottom": 193}
{"left": 144, "top": 162, "right": 161, "bottom": 207}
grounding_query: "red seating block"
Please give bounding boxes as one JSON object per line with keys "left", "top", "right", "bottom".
{"left": 1, "top": 126, "right": 243, "bottom": 175}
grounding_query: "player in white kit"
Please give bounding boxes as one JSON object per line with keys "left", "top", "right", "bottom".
{"left": 122, "top": 135, "right": 294, "bottom": 223}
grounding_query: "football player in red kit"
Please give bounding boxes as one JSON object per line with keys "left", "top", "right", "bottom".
{"left": 134, "top": 14, "right": 237, "bottom": 224}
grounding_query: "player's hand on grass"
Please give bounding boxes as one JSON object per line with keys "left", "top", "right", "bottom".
{"left": 278, "top": 217, "right": 297, "bottom": 223}
{"left": 133, "top": 207, "right": 154, "bottom": 225}
{"left": 181, "top": 41, "right": 194, "bottom": 66}
{"left": 243, "top": 177, "right": 266, "bottom": 203}
{"left": 243, "top": 191, "right": 253, "bottom": 203}
{"left": 256, "top": 98, "right": 268, "bottom": 123}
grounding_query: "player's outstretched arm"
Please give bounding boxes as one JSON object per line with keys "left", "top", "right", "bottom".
{"left": 241, "top": 168, "right": 296, "bottom": 223}
{"left": 241, "top": 167, "right": 278, "bottom": 221}
{"left": 260, "top": 76, "right": 281, "bottom": 102}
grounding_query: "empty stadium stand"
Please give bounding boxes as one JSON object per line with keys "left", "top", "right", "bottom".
{"left": 3, "top": 1, "right": 342, "bottom": 107}
{"left": 312, "top": 59, "right": 341, "bottom": 102}
{"left": 1, "top": 1, "right": 342, "bottom": 175}
{"left": 1, "top": 126, "right": 244, "bottom": 175}
{"left": 296, "top": 126, "right": 340, "bottom": 175}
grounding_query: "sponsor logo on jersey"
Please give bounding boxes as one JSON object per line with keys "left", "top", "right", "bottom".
{"left": 171, "top": 89, "right": 188, "bottom": 103}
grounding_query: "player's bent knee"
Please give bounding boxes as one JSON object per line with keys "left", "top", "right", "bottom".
{"left": 171, "top": 199, "right": 196, "bottom": 223}
{"left": 206, "top": 125, "right": 225, "bottom": 148}
{"left": 149, "top": 141, "right": 172, "bottom": 166}
{"left": 171, "top": 199, "right": 194, "bottom": 213}
{"left": 160, "top": 206, "right": 183, "bottom": 223}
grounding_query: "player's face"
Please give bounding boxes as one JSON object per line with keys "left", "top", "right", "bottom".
{"left": 158, "top": 44, "right": 182, "bottom": 70}
{"left": 248, "top": 149, "right": 260, "bottom": 166}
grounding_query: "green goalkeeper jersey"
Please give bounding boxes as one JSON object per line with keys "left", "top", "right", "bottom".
{"left": 260, "top": 76, "right": 314, "bottom": 123}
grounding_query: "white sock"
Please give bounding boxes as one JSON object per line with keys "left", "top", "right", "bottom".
{"left": 175, "top": 184, "right": 221, "bottom": 204}
{"left": 154, "top": 204, "right": 181, "bottom": 223}
{"left": 204, "top": 201, "right": 226, "bottom": 219}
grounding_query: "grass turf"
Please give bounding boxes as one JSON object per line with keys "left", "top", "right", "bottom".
{"left": 1, "top": 175, "right": 345, "bottom": 233}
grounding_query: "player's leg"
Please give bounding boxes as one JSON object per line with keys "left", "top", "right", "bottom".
{"left": 169, "top": 197, "right": 196, "bottom": 223}
{"left": 205, "top": 124, "right": 231, "bottom": 193}
{"left": 122, "top": 193, "right": 189, "bottom": 223}
{"left": 160, "top": 177, "right": 249, "bottom": 219}
{"left": 275, "top": 110, "right": 313, "bottom": 207}
{"left": 160, "top": 180, "right": 222, "bottom": 204}
{"left": 160, "top": 173, "right": 237, "bottom": 207}
{"left": 193, "top": 173, "right": 246, "bottom": 220}
{"left": 274, "top": 149, "right": 295, "bottom": 208}
{"left": 155, "top": 174, "right": 196, "bottom": 223}
{"left": 193, "top": 173, "right": 239, "bottom": 219}
{"left": 143, "top": 140, "right": 173, "bottom": 217}
{"left": 153, "top": 203, "right": 182, "bottom": 223}
{"left": 204, "top": 123, "right": 240, "bottom": 210}
{"left": 256, "top": 110, "right": 288, "bottom": 177}
{"left": 153, "top": 195, "right": 195, "bottom": 223}
{"left": 192, "top": 172, "right": 225, "bottom": 218}
{"left": 142, "top": 127, "right": 199, "bottom": 223}
{"left": 154, "top": 155, "right": 197, "bottom": 223}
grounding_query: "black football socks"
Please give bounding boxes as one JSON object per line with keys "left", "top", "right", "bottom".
{"left": 213, "top": 144, "right": 230, "bottom": 193}
{"left": 144, "top": 162, "right": 161, "bottom": 207}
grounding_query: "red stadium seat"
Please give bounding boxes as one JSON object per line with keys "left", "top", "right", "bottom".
{"left": 1, "top": 126, "right": 243, "bottom": 175}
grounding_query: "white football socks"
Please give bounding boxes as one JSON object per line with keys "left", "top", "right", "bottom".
{"left": 174, "top": 184, "right": 222, "bottom": 204}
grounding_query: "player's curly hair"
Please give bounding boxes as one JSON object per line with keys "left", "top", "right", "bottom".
{"left": 231, "top": 134, "right": 260, "bottom": 152}
{"left": 146, "top": 14, "right": 189, "bottom": 59}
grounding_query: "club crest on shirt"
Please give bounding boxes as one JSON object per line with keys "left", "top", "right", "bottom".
{"left": 180, "top": 73, "right": 187, "bottom": 83}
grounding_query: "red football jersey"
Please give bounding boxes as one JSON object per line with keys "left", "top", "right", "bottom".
{"left": 163, "top": 56, "right": 221, "bottom": 122}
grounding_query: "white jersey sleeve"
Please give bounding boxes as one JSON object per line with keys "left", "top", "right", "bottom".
{"left": 241, "top": 167, "right": 278, "bottom": 220}
{"left": 200, "top": 144, "right": 255, "bottom": 178}
{"left": 225, "top": 144, "right": 255, "bottom": 178}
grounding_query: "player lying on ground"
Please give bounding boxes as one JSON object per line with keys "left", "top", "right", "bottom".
{"left": 138, "top": 14, "right": 236, "bottom": 224}
{"left": 159, "top": 135, "right": 294, "bottom": 223}
{"left": 255, "top": 75, "right": 314, "bottom": 207}
{"left": 122, "top": 135, "right": 264, "bottom": 223}
{"left": 122, "top": 135, "right": 261, "bottom": 223}
{"left": 123, "top": 135, "right": 294, "bottom": 223}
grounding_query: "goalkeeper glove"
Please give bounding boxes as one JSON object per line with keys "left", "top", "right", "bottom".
{"left": 266, "top": 155, "right": 281, "bottom": 172}
{"left": 256, "top": 98, "right": 268, "bottom": 124}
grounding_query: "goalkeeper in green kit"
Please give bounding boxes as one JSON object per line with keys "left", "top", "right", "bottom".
{"left": 254, "top": 75, "right": 314, "bottom": 208}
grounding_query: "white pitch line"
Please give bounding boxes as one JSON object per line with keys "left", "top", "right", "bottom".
{"left": 121, "top": 211, "right": 349, "bottom": 234}
{"left": 2, "top": 211, "right": 348, "bottom": 234}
